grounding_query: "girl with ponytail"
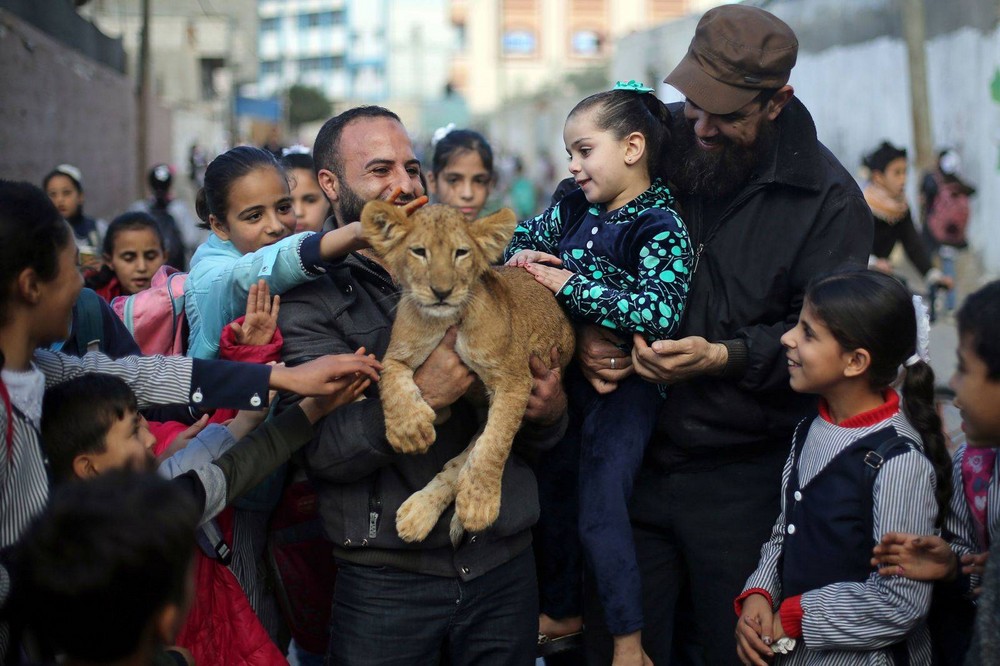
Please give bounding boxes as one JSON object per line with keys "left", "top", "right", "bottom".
{"left": 735, "top": 269, "right": 948, "bottom": 665}
{"left": 504, "top": 81, "right": 691, "bottom": 664}
{"left": 187, "top": 146, "right": 387, "bottom": 359}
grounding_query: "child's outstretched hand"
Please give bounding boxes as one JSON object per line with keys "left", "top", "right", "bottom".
{"left": 524, "top": 262, "right": 576, "bottom": 296}
{"left": 736, "top": 594, "right": 774, "bottom": 666}
{"left": 871, "top": 532, "right": 958, "bottom": 581}
{"left": 230, "top": 280, "right": 279, "bottom": 346}
{"left": 270, "top": 352, "right": 382, "bottom": 396}
{"left": 298, "top": 348, "right": 377, "bottom": 422}
{"left": 505, "top": 250, "right": 563, "bottom": 267}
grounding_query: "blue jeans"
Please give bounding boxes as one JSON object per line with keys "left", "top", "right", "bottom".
{"left": 939, "top": 245, "right": 958, "bottom": 311}
{"left": 583, "top": 446, "right": 787, "bottom": 665}
{"left": 327, "top": 549, "right": 538, "bottom": 665}
{"left": 536, "top": 369, "right": 661, "bottom": 634}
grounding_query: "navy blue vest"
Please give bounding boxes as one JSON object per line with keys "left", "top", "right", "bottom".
{"left": 780, "top": 424, "right": 913, "bottom": 597}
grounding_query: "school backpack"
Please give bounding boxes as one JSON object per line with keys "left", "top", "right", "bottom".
{"left": 927, "top": 173, "right": 971, "bottom": 247}
{"left": 73, "top": 287, "right": 107, "bottom": 354}
{"left": 111, "top": 265, "right": 188, "bottom": 356}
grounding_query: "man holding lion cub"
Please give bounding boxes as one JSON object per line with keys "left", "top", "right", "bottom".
{"left": 278, "top": 105, "right": 569, "bottom": 665}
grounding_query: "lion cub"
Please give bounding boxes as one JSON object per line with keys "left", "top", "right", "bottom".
{"left": 360, "top": 201, "right": 574, "bottom": 542}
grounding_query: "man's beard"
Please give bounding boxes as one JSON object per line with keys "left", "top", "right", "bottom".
{"left": 334, "top": 178, "right": 369, "bottom": 227}
{"left": 671, "top": 118, "right": 776, "bottom": 200}
{"left": 334, "top": 176, "right": 417, "bottom": 227}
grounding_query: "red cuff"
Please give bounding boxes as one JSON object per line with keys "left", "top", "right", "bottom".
{"left": 778, "top": 595, "right": 803, "bottom": 639}
{"left": 734, "top": 588, "right": 774, "bottom": 617}
{"left": 218, "top": 315, "right": 284, "bottom": 363}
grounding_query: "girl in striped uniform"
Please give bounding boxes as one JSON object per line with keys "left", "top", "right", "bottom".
{"left": 735, "top": 270, "right": 952, "bottom": 665}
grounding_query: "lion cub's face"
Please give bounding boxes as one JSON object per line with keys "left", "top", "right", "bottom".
{"left": 361, "top": 202, "right": 517, "bottom": 318}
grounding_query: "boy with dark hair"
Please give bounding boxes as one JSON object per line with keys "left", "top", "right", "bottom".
{"left": 872, "top": 280, "right": 1000, "bottom": 664}
{"left": 9, "top": 471, "right": 199, "bottom": 664}
{"left": 42, "top": 373, "right": 152, "bottom": 480}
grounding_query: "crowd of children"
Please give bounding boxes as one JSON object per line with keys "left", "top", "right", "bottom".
{"left": 2, "top": 77, "right": 999, "bottom": 666}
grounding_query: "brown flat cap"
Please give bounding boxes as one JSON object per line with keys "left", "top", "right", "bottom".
{"left": 664, "top": 5, "right": 798, "bottom": 115}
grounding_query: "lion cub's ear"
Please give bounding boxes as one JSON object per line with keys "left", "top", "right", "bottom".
{"left": 470, "top": 208, "right": 517, "bottom": 264}
{"left": 361, "top": 200, "right": 412, "bottom": 257}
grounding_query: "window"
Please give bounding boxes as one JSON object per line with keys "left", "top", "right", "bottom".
{"left": 298, "top": 11, "right": 343, "bottom": 29}
{"left": 299, "top": 56, "right": 344, "bottom": 72}
{"left": 200, "top": 57, "right": 225, "bottom": 99}
{"left": 260, "top": 60, "right": 280, "bottom": 75}
{"left": 503, "top": 29, "right": 536, "bottom": 56}
{"left": 260, "top": 17, "right": 280, "bottom": 32}
{"left": 571, "top": 30, "right": 601, "bottom": 56}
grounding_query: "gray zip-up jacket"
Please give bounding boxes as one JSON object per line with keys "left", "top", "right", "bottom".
{"left": 278, "top": 253, "right": 567, "bottom": 581}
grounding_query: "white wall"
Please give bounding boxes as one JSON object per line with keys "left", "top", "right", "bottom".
{"left": 789, "top": 24, "right": 1000, "bottom": 279}
{"left": 611, "top": 11, "right": 1000, "bottom": 279}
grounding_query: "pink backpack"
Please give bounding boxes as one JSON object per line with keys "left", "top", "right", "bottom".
{"left": 112, "top": 265, "right": 188, "bottom": 356}
{"left": 927, "top": 174, "right": 971, "bottom": 247}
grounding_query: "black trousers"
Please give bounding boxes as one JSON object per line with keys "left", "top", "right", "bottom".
{"left": 583, "top": 445, "right": 787, "bottom": 666}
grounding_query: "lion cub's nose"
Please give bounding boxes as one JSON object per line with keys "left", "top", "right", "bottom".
{"left": 431, "top": 287, "right": 452, "bottom": 303}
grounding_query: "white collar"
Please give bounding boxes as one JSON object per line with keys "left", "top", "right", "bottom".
{"left": 1, "top": 363, "right": 45, "bottom": 429}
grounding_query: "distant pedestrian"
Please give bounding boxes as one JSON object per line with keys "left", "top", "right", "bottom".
{"left": 862, "top": 140, "right": 951, "bottom": 293}
{"left": 43, "top": 164, "right": 105, "bottom": 269}
{"left": 919, "top": 148, "right": 976, "bottom": 311}
{"left": 129, "top": 164, "right": 202, "bottom": 270}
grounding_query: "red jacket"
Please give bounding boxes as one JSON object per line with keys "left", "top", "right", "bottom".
{"left": 152, "top": 318, "right": 286, "bottom": 666}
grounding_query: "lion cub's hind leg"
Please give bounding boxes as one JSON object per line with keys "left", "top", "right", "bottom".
{"left": 455, "top": 379, "right": 532, "bottom": 532}
{"left": 396, "top": 443, "right": 474, "bottom": 543}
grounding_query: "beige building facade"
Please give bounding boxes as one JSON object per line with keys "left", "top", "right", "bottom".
{"left": 451, "top": 0, "right": 711, "bottom": 114}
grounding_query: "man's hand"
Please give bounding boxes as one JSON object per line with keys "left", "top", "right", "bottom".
{"left": 523, "top": 347, "right": 567, "bottom": 426}
{"left": 632, "top": 334, "right": 728, "bottom": 385}
{"left": 230, "top": 280, "right": 279, "bottom": 347}
{"left": 736, "top": 594, "right": 774, "bottom": 666}
{"left": 413, "top": 327, "right": 475, "bottom": 411}
{"left": 871, "top": 532, "right": 958, "bottom": 581}
{"left": 506, "top": 250, "right": 563, "bottom": 267}
{"left": 269, "top": 350, "right": 382, "bottom": 397}
{"left": 576, "top": 324, "right": 633, "bottom": 394}
{"left": 611, "top": 631, "right": 654, "bottom": 666}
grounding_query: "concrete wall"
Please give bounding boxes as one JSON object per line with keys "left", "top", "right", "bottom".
{"left": 0, "top": 9, "right": 171, "bottom": 221}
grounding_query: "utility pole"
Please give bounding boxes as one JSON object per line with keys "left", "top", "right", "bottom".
{"left": 137, "top": 0, "right": 151, "bottom": 196}
{"left": 901, "top": 0, "right": 934, "bottom": 169}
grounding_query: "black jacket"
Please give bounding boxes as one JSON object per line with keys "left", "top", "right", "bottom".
{"left": 649, "top": 99, "right": 872, "bottom": 470}
{"left": 278, "top": 253, "right": 566, "bottom": 580}
{"left": 871, "top": 208, "right": 933, "bottom": 277}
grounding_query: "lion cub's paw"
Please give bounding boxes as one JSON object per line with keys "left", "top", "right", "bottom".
{"left": 385, "top": 400, "right": 437, "bottom": 454}
{"left": 395, "top": 492, "right": 443, "bottom": 543}
{"left": 455, "top": 465, "right": 502, "bottom": 532}
{"left": 449, "top": 512, "right": 465, "bottom": 548}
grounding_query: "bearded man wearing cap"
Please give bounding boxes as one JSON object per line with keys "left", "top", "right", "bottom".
{"left": 574, "top": 6, "right": 872, "bottom": 664}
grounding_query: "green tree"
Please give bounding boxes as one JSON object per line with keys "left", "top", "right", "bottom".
{"left": 287, "top": 84, "right": 331, "bottom": 129}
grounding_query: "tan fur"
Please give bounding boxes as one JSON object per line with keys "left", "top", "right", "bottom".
{"left": 361, "top": 201, "right": 575, "bottom": 540}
